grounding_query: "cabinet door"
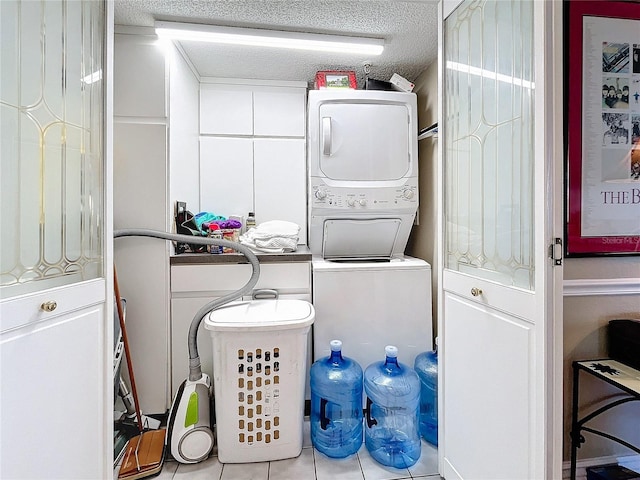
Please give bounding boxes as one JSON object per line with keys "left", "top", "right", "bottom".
{"left": 170, "top": 262, "right": 311, "bottom": 399}
{"left": 254, "top": 139, "right": 307, "bottom": 244}
{"left": 2, "top": 302, "right": 106, "bottom": 479}
{"left": 254, "top": 87, "right": 306, "bottom": 137}
{"left": 170, "top": 296, "right": 219, "bottom": 395}
{"left": 200, "top": 84, "right": 253, "bottom": 135}
{"left": 170, "top": 292, "right": 313, "bottom": 401}
{"left": 171, "top": 263, "right": 311, "bottom": 295}
{"left": 114, "top": 35, "right": 166, "bottom": 118}
{"left": 200, "top": 137, "right": 254, "bottom": 217}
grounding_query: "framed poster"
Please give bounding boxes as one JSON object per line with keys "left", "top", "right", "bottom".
{"left": 566, "top": 1, "right": 640, "bottom": 256}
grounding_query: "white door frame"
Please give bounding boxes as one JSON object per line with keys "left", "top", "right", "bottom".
{"left": 104, "top": 0, "right": 115, "bottom": 468}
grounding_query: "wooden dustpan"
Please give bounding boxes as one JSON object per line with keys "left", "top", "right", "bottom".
{"left": 115, "top": 268, "right": 165, "bottom": 480}
{"left": 117, "top": 430, "right": 165, "bottom": 480}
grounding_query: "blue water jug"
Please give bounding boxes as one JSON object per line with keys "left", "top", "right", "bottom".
{"left": 364, "top": 345, "right": 421, "bottom": 468}
{"left": 310, "top": 340, "right": 363, "bottom": 458}
{"left": 414, "top": 340, "right": 438, "bottom": 446}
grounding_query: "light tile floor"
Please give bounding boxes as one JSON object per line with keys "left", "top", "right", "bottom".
{"left": 115, "top": 421, "right": 440, "bottom": 480}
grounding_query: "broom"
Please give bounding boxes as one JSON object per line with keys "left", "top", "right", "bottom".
{"left": 115, "top": 267, "right": 166, "bottom": 480}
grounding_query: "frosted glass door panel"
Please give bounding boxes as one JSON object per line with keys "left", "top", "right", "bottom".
{"left": 317, "top": 103, "right": 410, "bottom": 181}
{"left": 0, "top": 0, "right": 104, "bottom": 299}
{"left": 444, "top": 0, "right": 534, "bottom": 290}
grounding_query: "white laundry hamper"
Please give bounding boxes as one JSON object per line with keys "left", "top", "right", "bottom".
{"left": 204, "top": 299, "right": 315, "bottom": 463}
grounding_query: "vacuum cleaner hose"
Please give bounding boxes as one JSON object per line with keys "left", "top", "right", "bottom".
{"left": 114, "top": 228, "right": 260, "bottom": 381}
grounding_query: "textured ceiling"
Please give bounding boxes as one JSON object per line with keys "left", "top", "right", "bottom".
{"left": 114, "top": 0, "right": 439, "bottom": 87}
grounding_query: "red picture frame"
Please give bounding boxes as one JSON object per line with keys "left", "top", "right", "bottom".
{"left": 314, "top": 70, "right": 357, "bottom": 90}
{"left": 566, "top": 0, "right": 640, "bottom": 256}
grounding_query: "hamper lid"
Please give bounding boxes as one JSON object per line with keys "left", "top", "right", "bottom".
{"left": 204, "top": 299, "right": 315, "bottom": 332}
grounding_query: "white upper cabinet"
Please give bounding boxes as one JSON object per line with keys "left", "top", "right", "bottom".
{"left": 198, "top": 80, "right": 308, "bottom": 241}
{"left": 200, "top": 137, "right": 254, "bottom": 217}
{"left": 200, "top": 81, "right": 306, "bottom": 137}
{"left": 200, "top": 84, "right": 253, "bottom": 135}
{"left": 254, "top": 88, "right": 306, "bottom": 137}
{"left": 114, "top": 35, "right": 166, "bottom": 118}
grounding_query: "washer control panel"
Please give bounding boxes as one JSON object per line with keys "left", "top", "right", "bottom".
{"left": 310, "top": 182, "right": 418, "bottom": 210}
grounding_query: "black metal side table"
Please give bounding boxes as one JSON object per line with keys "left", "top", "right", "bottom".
{"left": 570, "top": 359, "right": 640, "bottom": 480}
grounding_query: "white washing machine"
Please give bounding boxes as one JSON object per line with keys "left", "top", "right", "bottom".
{"left": 312, "top": 256, "right": 433, "bottom": 373}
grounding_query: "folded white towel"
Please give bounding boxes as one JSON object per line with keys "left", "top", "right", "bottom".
{"left": 239, "top": 220, "right": 300, "bottom": 253}
{"left": 246, "top": 220, "right": 299, "bottom": 238}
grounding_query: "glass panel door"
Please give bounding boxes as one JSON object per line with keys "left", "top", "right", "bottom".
{"left": 441, "top": 1, "right": 561, "bottom": 477}
{"left": 0, "top": 0, "right": 104, "bottom": 299}
{"left": 444, "top": 0, "right": 535, "bottom": 289}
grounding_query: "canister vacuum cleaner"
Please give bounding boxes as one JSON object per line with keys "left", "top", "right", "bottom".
{"left": 114, "top": 229, "right": 260, "bottom": 464}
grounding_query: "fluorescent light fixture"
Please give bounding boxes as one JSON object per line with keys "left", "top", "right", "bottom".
{"left": 155, "top": 21, "right": 384, "bottom": 56}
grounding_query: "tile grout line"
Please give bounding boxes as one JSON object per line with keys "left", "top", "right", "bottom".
{"left": 356, "top": 450, "right": 366, "bottom": 480}
{"left": 312, "top": 447, "right": 318, "bottom": 480}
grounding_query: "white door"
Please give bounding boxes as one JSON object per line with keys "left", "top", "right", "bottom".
{"left": 0, "top": 1, "right": 112, "bottom": 478}
{"left": 439, "top": 1, "right": 563, "bottom": 479}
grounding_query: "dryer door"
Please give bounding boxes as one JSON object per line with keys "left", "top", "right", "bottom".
{"left": 318, "top": 102, "right": 411, "bottom": 181}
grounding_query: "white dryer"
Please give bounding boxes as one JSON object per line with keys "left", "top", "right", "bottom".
{"left": 307, "top": 90, "right": 419, "bottom": 260}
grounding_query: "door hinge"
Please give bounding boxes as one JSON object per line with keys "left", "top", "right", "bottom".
{"left": 549, "top": 238, "right": 563, "bottom": 266}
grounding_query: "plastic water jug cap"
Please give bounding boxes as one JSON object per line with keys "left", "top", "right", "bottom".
{"left": 385, "top": 345, "right": 398, "bottom": 358}
{"left": 330, "top": 340, "right": 342, "bottom": 351}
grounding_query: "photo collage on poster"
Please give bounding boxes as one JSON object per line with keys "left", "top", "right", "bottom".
{"left": 601, "top": 41, "right": 640, "bottom": 181}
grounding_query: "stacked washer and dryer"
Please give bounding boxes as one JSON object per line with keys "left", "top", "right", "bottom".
{"left": 307, "top": 90, "right": 433, "bottom": 373}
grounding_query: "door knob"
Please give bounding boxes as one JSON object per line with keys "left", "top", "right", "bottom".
{"left": 471, "top": 288, "right": 482, "bottom": 297}
{"left": 41, "top": 301, "right": 57, "bottom": 312}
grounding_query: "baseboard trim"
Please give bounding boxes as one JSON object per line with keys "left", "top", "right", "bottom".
{"left": 563, "top": 278, "right": 640, "bottom": 297}
{"left": 562, "top": 454, "right": 640, "bottom": 480}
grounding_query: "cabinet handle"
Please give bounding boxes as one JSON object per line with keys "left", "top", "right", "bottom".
{"left": 322, "top": 117, "right": 332, "bottom": 156}
{"left": 471, "top": 288, "right": 482, "bottom": 297}
{"left": 41, "top": 301, "right": 57, "bottom": 312}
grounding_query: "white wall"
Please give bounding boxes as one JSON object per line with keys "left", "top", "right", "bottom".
{"left": 407, "top": 62, "right": 438, "bottom": 339}
{"left": 113, "top": 29, "right": 171, "bottom": 413}
{"left": 563, "top": 257, "right": 640, "bottom": 461}
{"left": 169, "top": 43, "right": 200, "bottom": 214}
